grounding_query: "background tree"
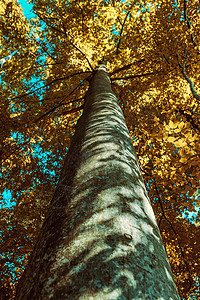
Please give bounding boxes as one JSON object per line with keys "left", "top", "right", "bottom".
{"left": 0, "top": 0, "right": 199, "bottom": 299}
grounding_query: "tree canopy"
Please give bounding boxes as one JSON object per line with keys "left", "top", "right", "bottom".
{"left": 0, "top": 0, "right": 199, "bottom": 299}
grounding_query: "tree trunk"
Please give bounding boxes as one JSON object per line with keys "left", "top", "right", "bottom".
{"left": 16, "top": 61, "right": 179, "bottom": 300}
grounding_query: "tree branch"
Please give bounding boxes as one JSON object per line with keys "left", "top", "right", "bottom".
{"left": 183, "top": 0, "right": 195, "bottom": 45}
{"left": 61, "top": 21, "right": 94, "bottom": 71}
{"left": 116, "top": 11, "right": 130, "bottom": 55}
{"left": 62, "top": 104, "right": 84, "bottom": 115}
{"left": 35, "top": 13, "right": 94, "bottom": 71}
{"left": 11, "top": 71, "right": 90, "bottom": 101}
{"left": 117, "top": 16, "right": 122, "bottom": 26}
{"left": 181, "top": 71, "right": 200, "bottom": 101}
{"left": 154, "top": 39, "right": 171, "bottom": 65}
{"left": 34, "top": 82, "right": 85, "bottom": 123}
{"left": 109, "top": 59, "right": 145, "bottom": 76}
{"left": 111, "top": 71, "right": 156, "bottom": 81}
{"left": 176, "top": 108, "right": 200, "bottom": 133}
{"left": 1, "top": 140, "right": 30, "bottom": 164}
{"left": 178, "top": 51, "right": 200, "bottom": 101}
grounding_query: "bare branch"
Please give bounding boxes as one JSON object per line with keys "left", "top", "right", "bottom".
{"left": 61, "top": 21, "right": 94, "bottom": 71}
{"left": 11, "top": 71, "right": 91, "bottom": 101}
{"left": 116, "top": 11, "right": 130, "bottom": 55}
{"left": 117, "top": 16, "right": 122, "bottom": 26}
{"left": 183, "top": 0, "right": 199, "bottom": 49}
{"left": 109, "top": 59, "right": 145, "bottom": 76}
{"left": 62, "top": 104, "right": 84, "bottom": 116}
{"left": 35, "top": 12, "right": 94, "bottom": 71}
{"left": 154, "top": 39, "right": 171, "bottom": 65}
{"left": 1, "top": 140, "right": 30, "bottom": 164}
{"left": 111, "top": 71, "right": 156, "bottom": 81}
{"left": 176, "top": 108, "right": 200, "bottom": 133}
{"left": 178, "top": 51, "right": 200, "bottom": 101}
{"left": 181, "top": 71, "right": 200, "bottom": 101}
{"left": 35, "top": 12, "right": 64, "bottom": 34}
{"left": 183, "top": 0, "right": 191, "bottom": 29}
{"left": 34, "top": 82, "right": 85, "bottom": 123}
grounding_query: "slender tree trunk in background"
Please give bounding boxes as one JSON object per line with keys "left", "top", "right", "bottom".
{"left": 16, "top": 62, "right": 179, "bottom": 300}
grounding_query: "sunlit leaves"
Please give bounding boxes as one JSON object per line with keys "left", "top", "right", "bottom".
{"left": 0, "top": 0, "right": 200, "bottom": 299}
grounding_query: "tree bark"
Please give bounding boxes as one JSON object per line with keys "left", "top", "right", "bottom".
{"left": 16, "top": 61, "right": 179, "bottom": 300}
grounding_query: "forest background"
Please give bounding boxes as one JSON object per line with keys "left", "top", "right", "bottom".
{"left": 0, "top": 0, "right": 199, "bottom": 299}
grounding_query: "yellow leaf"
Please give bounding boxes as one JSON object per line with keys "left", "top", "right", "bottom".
{"left": 179, "top": 149, "right": 185, "bottom": 157}
{"left": 25, "top": 156, "right": 31, "bottom": 163}
{"left": 174, "top": 139, "right": 187, "bottom": 147}
{"left": 167, "top": 136, "right": 176, "bottom": 142}
{"left": 179, "top": 158, "right": 187, "bottom": 163}
{"left": 37, "top": 136, "right": 43, "bottom": 141}
{"left": 174, "top": 128, "right": 181, "bottom": 133}
{"left": 169, "top": 120, "right": 177, "bottom": 128}
{"left": 30, "top": 138, "right": 36, "bottom": 143}
{"left": 154, "top": 116, "right": 159, "bottom": 123}
{"left": 10, "top": 112, "right": 21, "bottom": 118}
{"left": 178, "top": 122, "right": 185, "bottom": 130}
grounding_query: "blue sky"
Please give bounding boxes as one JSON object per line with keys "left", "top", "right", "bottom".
{"left": 1, "top": 1, "right": 34, "bottom": 208}
{"left": 17, "top": 0, "right": 35, "bottom": 19}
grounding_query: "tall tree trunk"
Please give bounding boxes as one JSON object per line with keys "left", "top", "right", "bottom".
{"left": 16, "top": 61, "right": 179, "bottom": 299}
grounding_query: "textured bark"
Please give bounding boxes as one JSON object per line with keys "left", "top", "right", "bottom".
{"left": 16, "top": 62, "right": 179, "bottom": 300}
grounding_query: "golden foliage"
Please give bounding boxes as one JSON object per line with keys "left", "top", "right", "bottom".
{"left": 0, "top": 0, "right": 199, "bottom": 298}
